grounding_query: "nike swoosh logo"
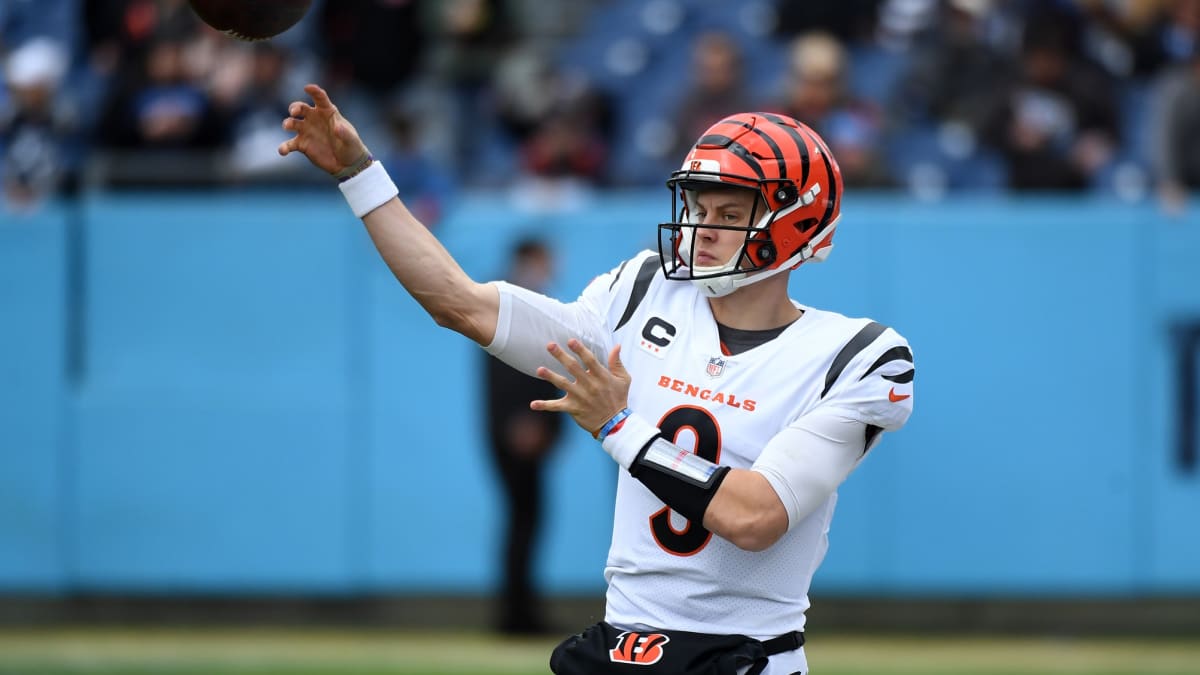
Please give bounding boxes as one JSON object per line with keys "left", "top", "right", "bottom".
{"left": 888, "top": 387, "right": 910, "bottom": 403}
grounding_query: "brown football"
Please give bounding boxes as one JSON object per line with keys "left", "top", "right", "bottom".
{"left": 187, "top": 0, "right": 313, "bottom": 41}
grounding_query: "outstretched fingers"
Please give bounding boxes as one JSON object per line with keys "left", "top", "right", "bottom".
{"left": 305, "top": 83, "right": 334, "bottom": 109}
{"left": 567, "top": 339, "right": 604, "bottom": 372}
{"left": 530, "top": 342, "right": 588, "bottom": 413}
{"left": 534, "top": 364, "right": 572, "bottom": 391}
{"left": 279, "top": 99, "right": 313, "bottom": 156}
{"left": 529, "top": 364, "right": 570, "bottom": 412}
{"left": 529, "top": 340, "right": 629, "bottom": 435}
{"left": 277, "top": 136, "right": 299, "bottom": 157}
{"left": 546, "top": 341, "right": 588, "bottom": 380}
{"left": 288, "top": 101, "right": 313, "bottom": 119}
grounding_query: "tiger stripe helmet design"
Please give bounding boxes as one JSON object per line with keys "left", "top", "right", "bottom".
{"left": 658, "top": 112, "right": 844, "bottom": 297}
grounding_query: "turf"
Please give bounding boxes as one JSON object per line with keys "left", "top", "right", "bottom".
{"left": 1, "top": 628, "right": 1198, "bottom": 675}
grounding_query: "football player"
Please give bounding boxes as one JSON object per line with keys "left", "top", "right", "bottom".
{"left": 280, "top": 84, "right": 914, "bottom": 675}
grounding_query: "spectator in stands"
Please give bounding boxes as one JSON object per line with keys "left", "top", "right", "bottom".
{"left": 981, "top": 8, "right": 1121, "bottom": 190}
{"left": 1077, "top": 0, "right": 1200, "bottom": 77}
{"left": 519, "top": 93, "right": 610, "bottom": 183}
{"left": 481, "top": 237, "right": 566, "bottom": 636}
{"left": 493, "top": 49, "right": 614, "bottom": 187}
{"left": 316, "top": 0, "right": 429, "bottom": 162}
{"left": 83, "top": 0, "right": 201, "bottom": 108}
{"left": 874, "top": 0, "right": 940, "bottom": 51}
{"left": 772, "top": 31, "right": 893, "bottom": 187}
{"left": 1, "top": 0, "right": 77, "bottom": 52}
{"left": 891, "top": 0, "right": 1017, "bottom": 138}
{"left": 319, "top": 0, "right": 426, "bottom": 95}
{"left": 82, "top": 0, "right": 161, "bottom": 71}
{"left": 668, "top": 31, "right": 755, "bottom": 165}
{"left": 1152, "top": 43, "right": 1200, "bottom": 211}
{"left": 95, "top": 21, "right": 228, "bottom": 152}
{"left": 503, "top": 0, "right": 597, "bottom": 47}
{"left": 221, "top": 42, "right": 317, "bottom": 181}
{"left": 492, "top": 47, "right": 561, "bottom": 145}
{"left": 773, "top": 0, "right": 883, "bottom": 45}
{"left": 0, "top": 37, "right": 81, "bottom": 210}
{"left": 423, "top": 0, "right": 512, "bottom": 175}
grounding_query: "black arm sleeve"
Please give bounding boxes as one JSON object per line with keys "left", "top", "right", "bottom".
{"left": 628, "top": 436, "right": 731, "bottom": 523}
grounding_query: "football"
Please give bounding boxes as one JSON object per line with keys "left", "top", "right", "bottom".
{"left": 187, "top": 0, "right": 313, "bottom": 41}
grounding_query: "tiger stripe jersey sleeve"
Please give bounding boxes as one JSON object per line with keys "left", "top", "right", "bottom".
{"left": 817, "top": 322, "right": 915, "bottom": 432}
{"left": 483, "top": 250, "right": 658, "bottom": 379}
{"left": 751, "top": 322, "right": 913, "bottom": 530}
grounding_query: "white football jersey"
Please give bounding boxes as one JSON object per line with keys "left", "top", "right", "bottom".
{"left": 486, "top": 250, "right": 914, "bottom": 641}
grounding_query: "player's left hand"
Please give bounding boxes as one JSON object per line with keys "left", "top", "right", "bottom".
{"left": 530, "top": 339, "right": 631, "bottom": 437}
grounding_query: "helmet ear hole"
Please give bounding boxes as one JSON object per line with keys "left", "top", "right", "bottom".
{"left": 773, "top": 185, "right": 798, "bottom": 207}
{"left": 756, "top": 241, "right": 775, "bottom": 264}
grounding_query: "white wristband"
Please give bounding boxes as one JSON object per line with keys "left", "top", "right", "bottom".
{"left": 338, "top": 160, "right": 399, "bottom": 218}
{"left": 601, "top": 411, "right": 660, "bottom": 470}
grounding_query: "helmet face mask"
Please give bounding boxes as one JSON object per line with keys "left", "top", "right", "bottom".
{"left": 657, "top": 113, "right": 844, "bottom": 298}
{"left": 659, "top": 180, "right": 770, "bottom": 279}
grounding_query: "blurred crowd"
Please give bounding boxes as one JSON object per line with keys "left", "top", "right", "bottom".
{"left": 3, "top": 0, "right": 1200, "bottom": 215}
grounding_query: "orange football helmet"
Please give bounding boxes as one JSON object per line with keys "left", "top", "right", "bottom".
{"left": 659, "top": 112, "right": 844, "bottom": 297}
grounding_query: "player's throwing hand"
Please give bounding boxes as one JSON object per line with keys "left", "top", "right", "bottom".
{"left": 278, "top": 84, "right": 369, "bottom": 176}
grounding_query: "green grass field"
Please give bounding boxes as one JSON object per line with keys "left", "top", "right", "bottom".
{"left": 1, "top": 628, "right": 1198, "bottom": 675}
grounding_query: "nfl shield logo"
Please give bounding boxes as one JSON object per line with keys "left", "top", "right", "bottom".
{"left": 706, "top": 356, "right": 726, "bottom": 378}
